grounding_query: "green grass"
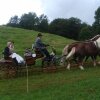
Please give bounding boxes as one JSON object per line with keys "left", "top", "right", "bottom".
{"left": 0, "top": 26, "right": 100, "bottom": 100}
{"left": 0, "top": 26, "right": 75, "bottom": 56}
{"left": 0, "top": 66, "right": 100, "bottom": 100}
{"left": 0, "top": 26, "right": 74, "bottom": 66}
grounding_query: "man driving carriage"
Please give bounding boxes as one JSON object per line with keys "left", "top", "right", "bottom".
{"left": 34, "top": 33, "right": 51, "bottom": 61}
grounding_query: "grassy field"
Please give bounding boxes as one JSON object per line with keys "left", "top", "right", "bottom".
{"left": 0, "top": 66, "right": 100, "bottom": 100}
{"left": 0, "top": 26, "right": 75, "bottom": 56}
{"left": 0, "top": 26, "right": 100, "bottom": 100}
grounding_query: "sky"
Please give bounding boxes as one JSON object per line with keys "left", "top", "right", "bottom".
{"left": 0, "top": 0, "right": 100, "bottom": 25}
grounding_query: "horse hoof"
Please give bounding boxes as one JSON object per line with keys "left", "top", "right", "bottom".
{"left": 66, "top": 67, "right": 70, "bottom": 70}
{"left": 79, "top": 66, "right": 84, "bottom": 70}
{"left": 81, "top": 68, "right": 84, "bottom": 70}
{"left": 97, "top": 61, "right": 100, "bottom": 64}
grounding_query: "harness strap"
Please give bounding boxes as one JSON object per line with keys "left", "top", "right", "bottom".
{"left": 57, "top": 54, "right": 67, "bottom": 60}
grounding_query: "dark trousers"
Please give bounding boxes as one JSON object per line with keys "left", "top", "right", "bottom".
{"left": 13, "top": 58, "right": 18, "bottom": 66}
{"left": 41, "top": 48, "right": 50, "bottom": 59}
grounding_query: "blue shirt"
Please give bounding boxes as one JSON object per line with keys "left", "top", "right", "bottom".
{"left": 34, "top": 37, "right": 46, "bottom": 49}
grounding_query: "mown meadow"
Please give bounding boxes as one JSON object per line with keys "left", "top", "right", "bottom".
{"left": 0, "top": 26, "right": 100, "bottom": 100}
{"left": 0, "top": 26, "right": 74, "bottom": 55}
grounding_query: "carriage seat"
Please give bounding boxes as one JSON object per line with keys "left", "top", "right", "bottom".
{"left": 0, "top": 58, "right": 12, "bottom": 63}
{"left": 25, "top": 48, "right": 43, "bottom": 58}
{"left": 24, "top": 48, "right": 36, "bottom": 65}
{"left": 34, "top": 48, "right": 44, "bottom": 58}
{"left": 0, "top": 57, "right": 15, "bottom": 69}
{"left": 32, "top": 44, "right": 44, "bottom": 58}
{"left": 2, "top": 51, "right": 19, "bottom": 67}
{"left": 24, "top": 48, "right": 44, "bottom": 65}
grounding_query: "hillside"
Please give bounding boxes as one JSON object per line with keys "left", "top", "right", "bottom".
{"left": 0, "top": 26, "right": 75, "bottom": 56}
{"left": 0, "top": 26, "right": 100, "bottom": 100}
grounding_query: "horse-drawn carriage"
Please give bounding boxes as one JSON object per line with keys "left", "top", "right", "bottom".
{"left": 24, "top": 48, "right": 44, "bottom": 66}
{"left": 0, "top": 46, "right": 57, "bottom": 77}
{"left": 0, "top": 56, "right": 18, "bottom": 78}
{"left": 24, "top": 47, "right": 57, "bottom": 67}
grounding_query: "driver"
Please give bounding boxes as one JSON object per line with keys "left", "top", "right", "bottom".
{"left": 34, "top": 33, "right": 51, "bottom": 60}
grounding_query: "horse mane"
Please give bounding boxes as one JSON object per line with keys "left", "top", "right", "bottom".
{"left": 90, "top": 34, "right": 100, "bottom": 41}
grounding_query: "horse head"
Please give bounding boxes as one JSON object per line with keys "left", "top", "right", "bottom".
{"left": 60, "top": 45, "right": 69, "bottom": 66}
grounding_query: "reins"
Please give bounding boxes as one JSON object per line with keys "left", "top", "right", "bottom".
{"left": 56, "top": 54, "right": 67, "bottom": 60}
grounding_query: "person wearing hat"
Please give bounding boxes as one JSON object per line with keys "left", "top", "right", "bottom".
{"left": 34, "top": 33, "right": 51, "bottom": 60}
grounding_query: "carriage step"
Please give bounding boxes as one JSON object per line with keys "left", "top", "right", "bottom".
{"left": 0, "top": 59, "right": 12, "bottom": 63}
{"left": 42, "top": 67, "right": 57, "bottom": 73}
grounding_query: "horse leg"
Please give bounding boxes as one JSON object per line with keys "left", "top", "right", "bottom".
{"left": 98, "top": 54, "right": 100, "bottom": 64}
{"left": 66, "top": 47, "right": 75, "bottom": 60}
{"left": 71, "top": 55, "right": 78, "bottom": 63}
{"left": 78, "top": 57, "right": 84, "bottom": 70}
{"left": 66, "top": 60, "right": 71, "bottom": 70}
{"left": 91, "top": 56, "right": 97, "bottom": 67}
{"left": 65, "top": 47, "right": 76, "bottom": 70}
{"left": 84, "top": 56, "right": 89, "bottom": 62}
{"left": 79, "top": 63, "right": 84, "bottom": 70}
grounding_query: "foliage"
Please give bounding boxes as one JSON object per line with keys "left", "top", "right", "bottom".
{"left": 7, "top": 12, "right": 49, "bottom": 33}
{"left": 67, "top": 17, "right": 82, "bottom": 40}
{"left": 7, "top": 6, "right": 100, "bottom": 40}
{"left": 37, "top": 14, "right": 49, "bottom": 32}
{"left": 49, "top": 18, "right": 68, "bottom": 36}
{"left": 92, "top": 6, "right": 100, "bottom": 34}
{"left": 7, "top": 15, "right": 19, "bottom": 27}
{"left": 0, "top": 26, "right": 100, "bottom": 100}
{"left": 19, "top": 12, "right": 38, "bottom": 30}
{"left": 49, "top": 17, "right": 83, "bottom": 40}
{"left": 79, "top": 26, "right": 93, "bottom": 40}
{"left": 0, "top": 26, "right": 74, "bottom": 56}
{"left": 7, "top": 13, "right": 90, "bottom": 40}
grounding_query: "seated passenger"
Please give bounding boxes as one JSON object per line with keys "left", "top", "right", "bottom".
{"left": 3, "top": 41, "right": 25, "bottom": 65}
{"left": 3, "top": 41, "right": 12, "bottom": 60}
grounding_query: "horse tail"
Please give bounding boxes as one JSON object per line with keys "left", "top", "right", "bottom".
{"left": 66, "top": 47, "right": 76, "bottom": 60}
{"left": 62, "top": 45, "right": 69, "bottom": 56}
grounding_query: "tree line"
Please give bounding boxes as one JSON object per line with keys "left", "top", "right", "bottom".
{"left": 7, "top": 7, "right": 100, "bottom": 40}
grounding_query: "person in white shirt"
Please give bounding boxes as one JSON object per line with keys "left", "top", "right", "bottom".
{"left": 8, "top": 41, "right": 25, "bottom": 65}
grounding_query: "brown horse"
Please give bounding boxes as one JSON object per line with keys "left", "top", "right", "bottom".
{"left": 60, "top": 35, "right": 100, "bottom": 70}
{"left": 84, "top": 34, "right": 100, "bottom": 61}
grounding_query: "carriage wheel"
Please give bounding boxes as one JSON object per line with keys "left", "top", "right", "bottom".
{"left": 3, "top": 62, "right": 17, "bottom": 78}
